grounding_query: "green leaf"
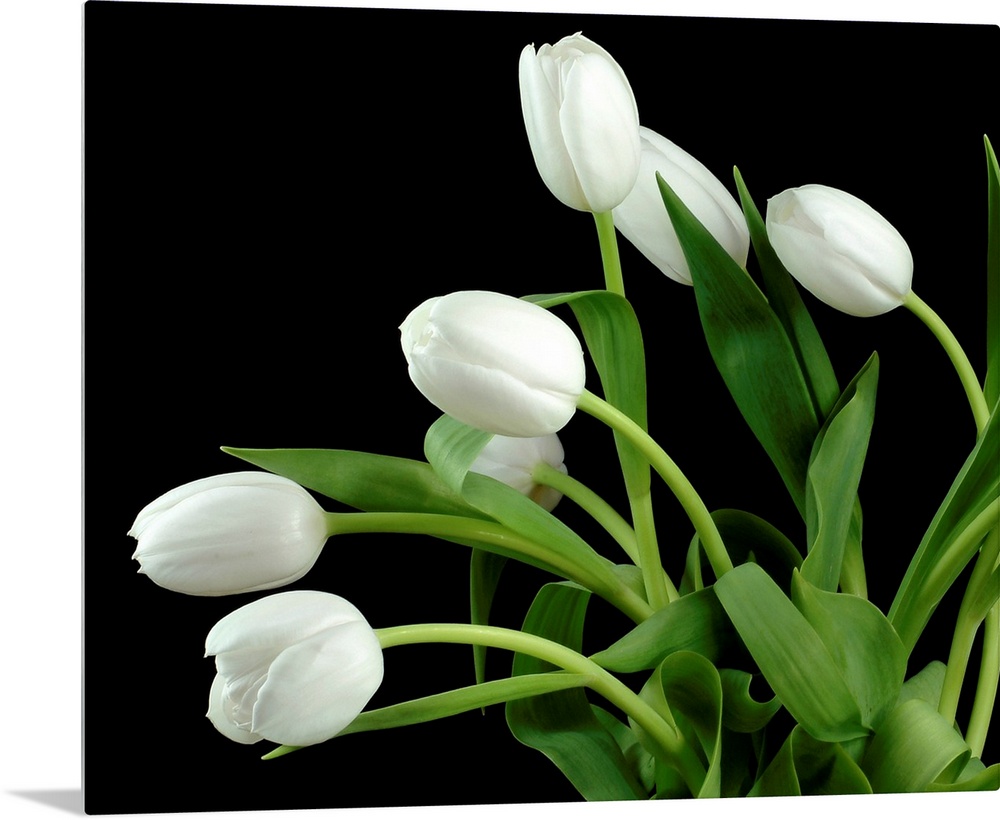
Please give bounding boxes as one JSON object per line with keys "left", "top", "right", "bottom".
{"left": 749, "top": 725, "right": 872, "bottom": 796}
{"left": 590, "top": 587, "right": 737, "bottom": 673}
{"left": 861, "top": 698, "right": 971, "bottom": 792}
{"left": 423, "top": 414, "right": 493, "bottom": 496}
{"left": 221, "top": 447, "right": 485, "bottom": 518}
{"left": 469, "top": 549, "right": 507, "bottom": 687}
{"left": 658, "top": 173, "right": 820, "bottom": 517}
{"left": 734, "top": 167, "right": 841, "bottom": 419}
{"left": 984, "top": 135, "right": 1000, "bottom": 408}
{"left": 791, "top": 572, "right": 906, "bottom": 732}
{"left": 897, "top": 660, "right": 948, "bottom": 708}
{"left": 801, "top": 354, "right": 878, "bottom": 592}
{"left": 682, "top": 508, "right": 802, "bottom": 595}
{"left": 339, "top": 671, "right": 591, "bottom": 736}
{"left": 889, "top": 398, "right": 1000, "bottom": 653}
{"left": 633, "top": 651, "right": 724, "bottom": 798}
{"left": 714, "top": 563, "right": 867, "bottom": 742}
{"left": 592, "top": 706, "right": 656, "bottom": 793}
{"left": 718, "top": 668, "right": 781, "bottom": 734}
{"left": 506, "top": 583, "right": 649, "bottom": 801}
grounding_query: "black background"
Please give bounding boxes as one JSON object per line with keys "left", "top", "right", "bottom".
{"left": 84, "top": 1, "right": 999, "bottom": 813}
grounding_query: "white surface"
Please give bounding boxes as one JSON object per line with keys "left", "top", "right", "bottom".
{"left": 1, "top": 1, "right": 998, "bottom": 818}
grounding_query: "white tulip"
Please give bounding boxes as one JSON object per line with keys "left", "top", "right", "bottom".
{"left": 400, "top": 291, "right": 586, "bottom": 437}
{"left": 612, "top": 126, "right": 750, "bottom": 285}
{"left": 205, "top": 590, "right": 384, "bottom": 747}
{"left": 469, "top": 433, "right": 567, "bottom": 511}
{"left": 765, "top": 184, "right": 913, "bottom": 317}
{"left": 519, "top": 32, "right": 641, "bottom": 213}
{"left": 129, "top": 472, "right": 328, "bottom": 596}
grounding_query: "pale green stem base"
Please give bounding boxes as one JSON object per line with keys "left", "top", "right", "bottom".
{"left": 577, "top": 389, "right": 734, "bottom": 580}
{"left": 326, "top": 511, "right": 653, "bottom": 624}
{"left": 593, "top": 210, "right": 624, "bottom": 297}
{"left": 375, "top": 621, "right": 706, "bottom": 794}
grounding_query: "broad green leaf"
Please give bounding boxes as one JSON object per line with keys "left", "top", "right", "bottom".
{"left": 889, "top": 398, "right": 1000, "bottom": 653}
{"left": 590, "top": 586, "right": 737, "bottom": 673}
{"left": 749, "top": 725, "right": 872, "bottom": 796}
{"left": 897, "top": 660, "right": 948, "bottom": 708}
{"left": 506, "top": 583, "right": 649, "bottom": 801}
{"left": 801, "top": 354, "right": 878, "bottom": 592}
{"left": 714, "top": 563, "right": 866, "bottom": 742}
{"left": 592, "top": 706, "right": 656, "bottom": 793}
{"left": 984, "top": 135, "right": 1000, "bottom": 408}
{"left": 658, "top": 173, "right": 820, "bottom": 517}
{"left": 791, "top": 572, "right": 905, "bottom": 732}
{"left": 718, "top": 668, "right": 781, "bottom": 734}
{"left": 734, "top": 167, "right": 841, "bottom": 419}
{"left": 221, "top": 447, "right": 484, "bottom": 518}
{"left": 927, "top": 760, "right": 1000, "bottom": 792}
{"left": 423, "top": 413, "right": 492, "bottom": 496}
{"left": 861, "top": 697, "right": 971, "bottom": 792}
{"left": 681, "top": 508, "right": 802, "bottom": 595}
{"left": 633, "top": 651, "right": 724, "bottom": 798}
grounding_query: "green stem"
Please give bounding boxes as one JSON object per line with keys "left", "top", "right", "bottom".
{"left": 326, "top": 511, "right": 653, "bottom": 624}
{"left": 904, "top": 290, "right": 991, "bottom": 434}
{"left": 967, "top": 603, "right": 999, "bottom": 758}
{"left": 593, "top": 211, "right": 625, "bottom": 297}
{"left": 940, "top": 525, "right": 1000, "bottom": 716}
{"left": 375, "top": 622, "right": 707, "bottom": 794}
{"left": 531, "top": 461, "right": 640, "bottom": 563}
{"left": 577, "top": 389, "right": 734, "bottom": 580}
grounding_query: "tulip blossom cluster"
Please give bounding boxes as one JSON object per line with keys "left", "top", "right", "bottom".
{"left": 126, "top": 27, "right": 997, "bottom": 806}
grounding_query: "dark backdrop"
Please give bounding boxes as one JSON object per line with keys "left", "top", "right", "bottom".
{"left": 84, "top": 1, "right": 999, "bottom": 813}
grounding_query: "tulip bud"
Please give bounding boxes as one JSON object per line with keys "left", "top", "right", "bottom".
{"left": 129, "top": 472, "right": 328, "bottom": 596}
{"left": 205, "top": 590, "right": 384, "bottom": 746}
{"left": 469, "top": 433, "right": 567, "bottom": 512}
{"left": 765, "top": 184, "right": 913, "bottom": 317}
{"left": 399, "top": 290, "right": 586, "bottom": 437}
{"left": 519, "top": 32, "right": 641, "bottom": 213}
{"left": 612, "top": 126, "right": 750, "bottom": 285}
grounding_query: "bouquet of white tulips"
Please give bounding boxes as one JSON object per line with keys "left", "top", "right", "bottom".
{"left": 124, "top": 27, "right": 999, "bottom": 804}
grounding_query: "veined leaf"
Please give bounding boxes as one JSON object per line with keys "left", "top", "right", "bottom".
{"left": 714, "top": 563, "right": 866, "bottom": 742}
{"left": 423, "top": 413, "right": 492, "bottom": 496}
{"left": 861, "top": 698, "right": 971, "bottom": 792}
{"left": 632, "top": 651, "right": 723, "bottom": 798}
{"left": 791, "top": 572, "right": 905, "bottom": 732}
{"left": 749, "top": 725, "right": 872, "bottom": 796}
{"left": 658, "top": 173, "right": 819, "bottom": 517}
{"left": 590, "top": 586, "right": 736, "bottom": 673}
{"left": 801, "top": 353, "right": 878, "bottom": 592}
{"left": 506, "top": 583, "right": 648, "bottom": 801}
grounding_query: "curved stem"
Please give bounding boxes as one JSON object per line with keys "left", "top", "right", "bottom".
{"left": 577, "top": 389, "right": 734, "bottom": 580}
{"left": 967, "top": 603, "right": 999, "bottom": 758}
{"left": 593, "top": 210, "right": 625, "bottom": 297}
{"left": 375, "top": 622, "right": 707, "bottom": 794}
{"left": 531, "top": 461, "right": 639, "bottom": 563}
{"left": 326, "top": 511, "right": 653, "bottom": 624}
{"left": 904, "top": 290, "right": 991, "bottom": 434}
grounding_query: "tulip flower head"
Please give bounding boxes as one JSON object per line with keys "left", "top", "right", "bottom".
{"left": 519, "top": 32, "right": 641, "bottom": 213}
{"left": 205, "top": 590, "right": 384, "bottom": 746}
{"left": 469, "top": 433, "right": 567, "bottom": 511}
{"left": 613, "top": 126, "right": 750, "bottom": 285}
{"left": 766, "top": 184, "right": 914, "bottom": 317}
{"left": 400, "top": 290, "right": 586, "bottom": 437}
{"left": 129, "top": 471, "right": 328, "bottom": 596}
